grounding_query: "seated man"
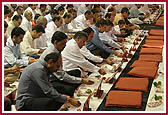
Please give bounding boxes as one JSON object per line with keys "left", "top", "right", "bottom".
{"left": 62, "top": 31, "right": 106, "bottom": 75}
{"left": 4, "top": 27, "right": 37, "bottom": 68}
{"left": 40, "top": 31, "right": 94, "bottom": 97}
{"left": 20, "top": 25, "right": 45, "bottom": 57}
{"left": 86, "top": 18, "right": 122, "bottom": 59}
{"left": 16, "top": 52, "right": 81, "bottom": 111}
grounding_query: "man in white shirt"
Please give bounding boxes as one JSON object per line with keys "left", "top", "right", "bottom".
{"left": 59, "top": 13, "right": 72, "bottom": 33}
{"left": 7, "top": 15, "right": 22, "bottom": 36}
{"left": 74, "top": 10, "right": 93, "bottom": 30}
{"left": 45, "top": 16, "right": 63, "bottom": 45}
{"left": 24, "top": 4, "right": 37, "bottom": 20}
{"left": 4, "top": 27, "right": 37, "bottom": 67}
{"left": 20, "top": 25, "right": 45, "bottom": 56}
{"left": 11, "top": 6, "right": 24, "bottom": 20}
{"left": 45, "top": 9, "right": 58, "bottom": 23}
{"left": 35, "top": 16, "right": 48, "bottom": 49}
{"left": 20, "top": 10, "right": 32, "bottom": 32}
{"left": 35, "top": 4, "right": 47, "bottom": 16}
{"left": 62, "top": 31, "right": 106, "bottom": 75}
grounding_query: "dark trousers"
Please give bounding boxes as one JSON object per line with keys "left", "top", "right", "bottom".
{"left": 50, "top": 69, "right": 81, "bottom": 97}
{"left": 4, "top": 97, "right": 11, "bottom": 111}
{"left": 18, "top": 98, "right": 64, "bottom": 111}
{"left": 90, "top": 49, "right": 110, "bottom": 59}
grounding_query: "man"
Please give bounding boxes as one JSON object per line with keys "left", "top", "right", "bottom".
{"left": 7, "top": 15, "right": 22, "bottom": 36}
{"left": 62, "top": 31, "right": 106, "bottom": 75}
{"left": 129, "top": 4, "right": 142, "bottom": 18}
{"left": 86, "top": 18, "right": 122, "bottom": 59}
{"left": 40, "top": 31, "right": 94, "bottom": 97}
{"left": 4, "top": 27, "right": 37, "bottom": 67}
{"left": 24, "top": 4, "right": 37, "bottom": 20}
{"left": 35, "top": 4, "right": 47, "bottom": 16}
{"left": 45, "top": 9, "right": 58, "bottom": 23}
{"left": 20, "top": 10, "right": 33, "bottom": 32}
{"left": 74, "top": 10, "right": 93, "bottom": 30}
{"left": 82, "top": 27, "right": 114, "bottom": 65}
{"left": 16, "top": 52, "right": 81, "bottom": 111}
{"left": 11, "top": 5, "right": 24, "bottom": 19}
{"left": 20, "top": 25, "right": 45, "bottom": 56}
{"left": 45, "top": 16, "right": 63, "bottom": 45}
{"left": 59, "top": 13, "right": 72, "bottom": 33}
{"left": 35, "top": 16, "right": 48, "bottom": 49}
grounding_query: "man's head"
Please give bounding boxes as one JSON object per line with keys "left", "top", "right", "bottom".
{"left": 105, "top": 12, "right": 115, "bottom": 22}
{"left": 83, "top": 27, "right": 94, "bottom": 42}
{"left": 118, "top": 20, "right": 126, "bottom": 28}
{"left": 84, "top": 10, "right": 93, "bottom": 20}
{"left": 68, "top": 9, "right": 77, "bottom": 19}
{"left": 105, "top": 20, "right": 113, "bottom": 32}
{"left": 52, "top": 16, "right": 63, "bottom": 28}
{"left": 51, "top": 31, "right": 67, "bottom": 52}
{"left": 28, "top": 4, "right": 37, "bottom": 10}
{"left": 74, "top": 31, "right": 88, "bottom": 48}
{"left": 107, "top": 6, "right": 116, "bottom": 16}
{"left": 24, "top": 10, "right": 33, "bottom": 21}
{"left": 11, "top": 27, "right": 25, "bottom": 44}
{"left": 63, "top": 13, "right": 72, "bottom": 24}
{"left": 44, "top": 52, "right": 62, "bottom": 72}
{"left": 4, "top": 21, "right": 8, "bottom": 33}
{"left": 121, "top": 7, "right": 129, "bottom": 18}
{"left": 58, "top": 6, "right": 65, "bottom": 16}
{"left": 66, "top": 4, "right": 74, "bottom": 12}
{"left": 4, "top": 5, "right": 10, "bottom": 19}
{"left": 50, "top": 9, "right": 59, "bottom": 19}
{"left": 95, "top": 18, "right": 107, "bottom": 33}
{"left": 16, "top": 6, "right": 24, "bottom": 15}
{"left": 31, "top": 25, "right": 45, "bottom": 39}
{"left": 8, "top": 9, "right": 14, "bottom": 18}
{"left": 40, "top": 4, "right": 47, "bottom": 12}
{"left": 36, "top": 16, "right": 48, "bottom": 29}
{"left": 91, "top": 9, "right": 100, "bottom": 23}
{"left": 12, "top": 15, "right": 22, "bottom": 27}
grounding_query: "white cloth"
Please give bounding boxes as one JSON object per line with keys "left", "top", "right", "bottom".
{"left": 74, "top": 14, "right": 90, "bottom": 30}
{"left": 67, "top": 20, "right": 82, "bottom": 32}
{"left": 35, "top": 33, "right": 48, "bottom": 49}
{"left": 113, "top": 25, "right": 121, "bottom": 35}
{"left": 62, "top": 39, "right": 100, "bottom": 73}
{"left": 20, "top": 31, "right": 40, "bottom": 56}
{"left": 11, "top": 11, "right": 23, "bottom": 20}
{"left": 6, "top": 21, "right": 16, "bottom": 36}
{"left": 80, "top": 46, "right": 103, "bottom": 63}
{"left": 59, "top": 20, "right": 69, "bottom": 33}
{"left": 20, "top": 17, "right": 32, "bottom": 32}
{"left": 77, "top": 4, "right": 88, "bottom": 16}
{"left": 45, "top": 21, "right": 59, "bottom": 45}
{"left": 45, "top": 13, "right": 52, "bottom": 23}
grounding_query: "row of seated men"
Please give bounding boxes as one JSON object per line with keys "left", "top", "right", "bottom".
{"left": 4, "top": 4, "right": 160, "bottom": 111}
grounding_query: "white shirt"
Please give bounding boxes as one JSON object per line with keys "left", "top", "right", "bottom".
{"left": 114, "top": 25, "right": 121, "bottom": 35}
{"left": 6, "top": 21, "right": 16, "bottom": 36}
{"left": 67, "top": 20, "right": 82, "bottom": 32}
{"left": 45, "top": 13, "right": 52, "bottom": 23}
{"left": 45, "top": 21, "right": 59, "bottom": 45}
{"left": 20, "top": 17, "right": 32, "bottom": 32}
{"left": 80, "top": 46, "right": 103, "bottom": 63}
{"left": 77, "top": 4, "right": 88, "bottom": 16}
{"left": 74, "top": 14, "right": 90, "bottom": 30}
{"left": 59, "top": 20, "right": 69, "bottom": 33}
{"left": 62, "top": 39, "right": 100, "bottom": 73}
{"left": 35, "top": 33, "right": 48, "bottom": 49}
{"left": 11, "top": 11, "right": 23, "bottom": 20}
{"left": 20, "top": 31, "right": 40, "bottom": 56}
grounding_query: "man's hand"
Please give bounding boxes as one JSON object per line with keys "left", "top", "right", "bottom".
{"left": 103, "top": 59, "right": 113, "bottom": 65}
{"left": 28, "top": 57, "right": 37, "bottom": 64}
{"left": 82, "top": 78, "right": 94, "bottom": 85}
{"left": 69, "top": 98, "right": 81, "bottom": 107}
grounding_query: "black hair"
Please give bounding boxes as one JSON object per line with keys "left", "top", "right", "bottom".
{"left": 63, "top": 13, "right": 71, "bottom": 19}
{"left": 50, "top": 9, "right": 59, "bottom": 15}
{"left": 118, "top": 20, "right": 126, "bottom": 25}
{"left": 44, "top": 52, "right": 61, "bottom": 63}
{"left": 91, "top": 8, "right": 99, "bottom": 14}
{"left": 121, "top": 7, "right": 129, "bottom": 13}
{"left": 12, "top": 15, "right": 22, "bottom": 21}
{"left": 40, "top": 4, "right": 47, "bottom": 9}
{"left": 66, "top": 4, "right": 74, "bottom": 9}
{"left": 52, "top": 16, "right": 61, "bottom": 22}
{"left": 32, "top": 25, "right": 45, "bottom": 33}
{"left": 4, "top": 5, "right": 10, "bottom": 15}
{"left": 74, "top": 31, "right": 88, "bottom": 40}
{"left": 68, "top": 9, "right": 77, "bottom": 14}
{"left": 83, "top": 27, "right": 94, "bottom": 35}
{"left": 51, "top": 31, "right": 67, "bottom": 44}
{"left": 105, "top": 12, "right": 112, "bottom": 19}
{"left": 106, "top": 20, "right": 114, "bottom": 26}
{"left": 84, "top": 10, "right": 92, "bottom": 15}
{"left": 11, "top": 27, "right": 25, "bottom": 38}
{"left": 58, "top": 6, "right": 65, "bottom": 12}
{"left": 16, "top": 6, "right": 23, "bottom": 11}
{"left": 4, "top": 21, "right": 8, "bottom": 28}
{"left": 108, "top": 6, "right": 115, "bottom": 12}
{"left": 34, "top": 14, "right": 41, "bottom": 20}
{"left": 95, "top": 18, "right": 107, "bottom": 27}
{"left": 93, "top": 4, "right": 100, "bottom": 9}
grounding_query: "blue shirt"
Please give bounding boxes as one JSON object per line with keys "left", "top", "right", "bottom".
{"left": 16, "top": 60, "right": 67, "bottom": 110}
{"left": 86, "top": 25, "right": 114, "bottom": 54}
